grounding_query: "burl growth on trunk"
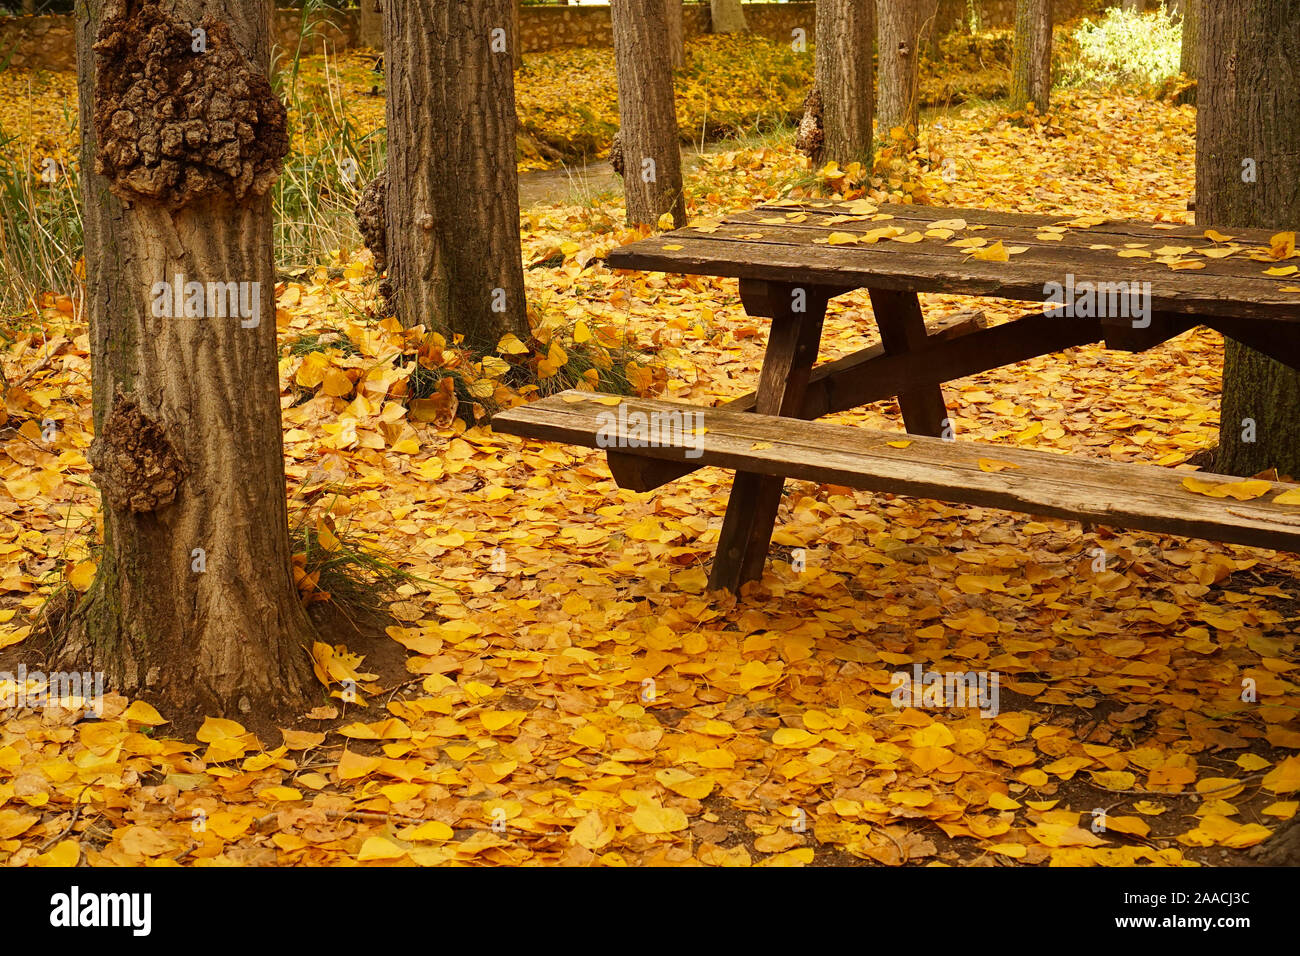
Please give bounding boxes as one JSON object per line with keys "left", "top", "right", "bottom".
{"left": 92, "top": 0, "right": 289, "bottom": 208}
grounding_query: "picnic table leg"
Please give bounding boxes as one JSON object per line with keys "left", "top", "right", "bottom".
{"left": 709, "top": 280, "right": 829, "bottom": 593}
{"left": 868, "top": 288, "right": 951, "bottom": 437}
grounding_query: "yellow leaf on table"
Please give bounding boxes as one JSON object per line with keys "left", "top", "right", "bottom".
{"left": 1273, "top": 488, "right": 1300, "bottom": 505}
{"left": 662, "top": 244, "right": 684, "bottom": 251}
{"left": 971, "top": 241, "right": 1010, "bottom": 262}
{"left": 1264, "top": 265, "right": 1299, "bottom": 277}
{"left": 887, "top": 440, "right": 913, "bottom": 449}
{"left": 978, "top": 458, "right": 1021, "bottom": 473}
{"left": 826, "top": 232, "right": 861, "bottom": 245}
{"left": 891, "top": 231, "right": 925, "bottom": 243}
{"left": 1269, "top": 231, "right": 1297, "bottom": 259}
{"left": 1117, "top": 249, "right": 1152, "bottom": 258}
{"left": 1181, "top": 476, "right": 1272, "bottom": 500}
{"left": 930, "top": 218, "right": 967, "bottom": 231}
{"left": 1204, "top": 229, "right": 1236, "bottom": 243}
{"left": 750, "top": 441, "right": 773, "bottom": 450}
{"left": 68, "top": 560, "right": 96, "bottom": 592}
{"left": 1198, "top": 246, "right": 1237, "bottom": 258}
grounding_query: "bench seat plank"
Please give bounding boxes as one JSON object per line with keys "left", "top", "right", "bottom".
{"left": 493, "top": 391, "right": 1300, "bottom": 555}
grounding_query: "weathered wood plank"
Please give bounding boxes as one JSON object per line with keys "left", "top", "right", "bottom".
{"left": 605, "top": 308, "right": 988, "bottom": 493}
{"left": 708, "top": 282, "right": 828, "bottom": 591}
{"left": 606, "top": 235, "right": 1300, "bottom": 323}
{"left": 493, "top": 392, "right": 1300, "bottom": 557}
{"left": 867, "top": 288, "right": 950, "bottom": 437}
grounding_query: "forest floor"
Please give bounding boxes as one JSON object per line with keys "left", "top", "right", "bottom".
{"left": 1, "top": 45, "right": 1299, "bottom": 866}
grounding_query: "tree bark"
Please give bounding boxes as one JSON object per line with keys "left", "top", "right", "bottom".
{"left": 1197, "top": 0, "right": 1300, "bottom": 480}
{"left": 22, "top": 0, "right": 36, "bottom": 16}
{"left": 512, "top": 0, "right": 523, "bottom": 72}
{"left": 815, "top": 0, "right": 874, "bottom": 168}
{"left": 710, "top": 0, "right": 749, "bottom": 34}
{"left": 610, "top": 0, "right": 687, "bottom": 228}
{"left": 1179, "top": 0, "right": 1199, "bottom": 78}
{"left": 1010, "top": 0, "right": 1052, "bottom": 112}
{"left": 665, "top": 0, "right": 686, "bottom": 70}
{"left": 383, "top": 0, "right": 529, "bottom": 346}
{"left": 876, "top": 0, "right": 931, "bottom": 135}
{"left": 69, "top": 0, "right": 317, "bottom": 721}
{"left": 358, "top": 0, "right": 383, "bottom": 51}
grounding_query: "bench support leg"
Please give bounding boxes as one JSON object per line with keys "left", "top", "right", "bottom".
{"left": 868, "top": 288, "right": 951, "bottom": 437}
{"left": 709, "top": 281, "right": 829, "bottom": 593}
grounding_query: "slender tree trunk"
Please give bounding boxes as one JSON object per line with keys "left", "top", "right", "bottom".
{"left": 815, "top": 0, "right": 874, "bottom": 168}
{"left": 358, "top": 0, "right": 383, "bottom": 50}
{"left": 383, "top": 0, "right": 529, "bottom": 347}
{"left": 665, "top": 0, "right": 686, "bottom": 70}
{"left": 1197, "top": 0, "right": 1300, "bottom": 480}
{"left": 710, "top": 0, "right": 748, "bottom": 34}
{"left": 22, "top": 0, "right": 36, "bottom": 16}
{"left": 876, "top": 0, "right": 930, "bottom": 135}
{"left": 1010, "top": 0, "right": 1052, "bottom": 112}
{"left": 610, "top": 0, "right": 687, "bottom": 228}
{"left": 1179, "top": 0, "right": 1199, "bottom": 78}
{"left": 67, "top": 0, "right": 317, "bottom": 720}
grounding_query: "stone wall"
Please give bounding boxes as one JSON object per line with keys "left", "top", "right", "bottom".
{"left": 0, "top": 1, "right": 1126, "bottom": 73}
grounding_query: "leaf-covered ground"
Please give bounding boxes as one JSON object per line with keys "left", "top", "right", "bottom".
{"left": 2, "top": 62, "right": 1299, "bottom": 866}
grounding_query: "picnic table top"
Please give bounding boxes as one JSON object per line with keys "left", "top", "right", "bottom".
{"left": 605, "top": 201, "right": 1300, "bottom": 323}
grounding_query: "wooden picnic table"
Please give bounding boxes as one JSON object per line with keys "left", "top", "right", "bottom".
{"left": 496, "top": 201, "right": 1300, "bottom": 594}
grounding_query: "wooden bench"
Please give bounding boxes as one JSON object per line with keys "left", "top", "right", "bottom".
{"left": 493, "top": 201, "right": 1300, "bottom": 592}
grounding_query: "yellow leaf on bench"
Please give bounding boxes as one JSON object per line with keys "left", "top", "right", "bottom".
{"left": 1181, "top": 477, "right": 1272, "bottom": 500}
{"left": 1273, "top": 488, "right": 1300, "bottom": 505}
{"left": 978, "top": 458, "right": 1020, "bottom": 472}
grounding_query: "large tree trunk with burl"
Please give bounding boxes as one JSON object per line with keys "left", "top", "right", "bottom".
{"left": 64, "top": 0, "right": 318, "bottom": 722}
{"left": 383, "top": 0, "right": 529, "bottom": 347}
{"left": 1197, "top": 0, "right": 1300, "bottom": 481}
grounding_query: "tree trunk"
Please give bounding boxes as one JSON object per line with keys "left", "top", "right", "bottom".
{"left": 1121, "top": 0, "right": 1145, "bottom": 12}
{"left": 665, "top": 0, "right": 686, "bottom": 70}
{"left": 383, "top": 0, "right": 529, "bottom": 347}
{"left": 1179, "top": 0, "right": 1199, "bottom": 78}
{"left": 1198, "top": 0, "right": 1300, "bottom": 480}
{"left": 710, "top": 0, "right": 749, "bottom": 34}
{"left": 512, "top": 0, "right": 523, "bottom": 72}
{"left": 22, "top": 0, "right": 36, "bottom": 16}
{"left": 358, "top": 0, "right": 383, "bottom": 50}
{"left": 1010, "top": 0, "right": 1052, "bottom": 112}
{"left": 68, "top": 0, "right": 317, "bottom": 721}
{"left": 610, "top": 0, "right": 687, "bottom": 229}
{"left": 815, "top": 0, "right": 874, "bottom": 168}
{"left": 877, "top": 0, "right": 931, "bottom": 136}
